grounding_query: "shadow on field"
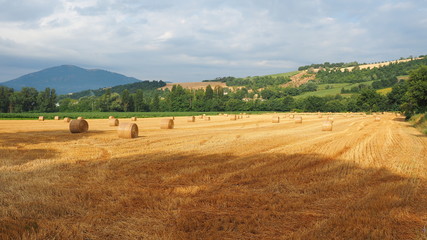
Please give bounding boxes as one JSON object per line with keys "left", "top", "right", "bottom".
{"left": 1, "top": 151, "right": 426, "bottom": 240}
{"left": 0, "top": 130, "right": 108, "bottom": 168}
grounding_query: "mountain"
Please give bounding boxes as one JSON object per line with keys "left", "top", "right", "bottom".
{"left": 0, "top": 65, "right": 141, "bottom": 94}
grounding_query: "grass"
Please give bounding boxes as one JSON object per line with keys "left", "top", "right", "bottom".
{"left": 0, "top": 111, "right": 272, "bottom": 120}
{"left": 377, "top": 87, "right": 392, "bottom": 95}
{"left": 295, "top": 81, "right": 375, "bottom": 98}
{"left": 410, "top": 113, "right": 427, "bottom": 135}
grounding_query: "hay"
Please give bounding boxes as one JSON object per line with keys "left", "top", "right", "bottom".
{"left": 199, "top": 115, "right": 204, "bottom": 119}
{"left": 318, "top": 115, "right": 323, "bottom": 118}
{"left": 38, "top": 116, "right": 44, "bottom": 121}
{"left": 109, "top": 116, "right": 115, "bottom": 120}
{"left": 295, "top": 117, "right": 302, "bottom": 123}
{"left": 160, "top": 119, "right": 174, "bottom": 129}
{"left": 118, "top": 122, "right": 138, "bottom": 139}
{"left": 327, "top": 116, "right": 334, "bottom": 122}
{"left": 109, "top": 118, "right": 119, "bottom": 126}
{"left": 204, "top": 117, "right": 211, "bottom": 121}
{"left": 63, "top": 117, "right": 71, "bottom": 123}
{"left": 375, "top": 117, "right": 381, "bottom": 122}
{"left": 224, "top": 114, "right": 228, "bottom": 117}
{"left": 131, "top": 117, "right": 137, "bottom": 121}
{"left": 69, "top": 119, "right": 89, "bottom": 133}
{"left": 77, "top": 117, "right": 84, "bottom": 120}
{"left": 54, "top": 116, "right": 60, "bottom": 120}
{"left": 322, "top": 121, "right": 333, "bottom": 131}
{"left": 290, "top": 114, "right": 295, "bottom": 119}
{"left": 230, "top": 115, "right": 237, "bottom": 120}
{"left": 272, "top": 116, "right": 280, "bottom": 123}
{"left": 187, "top": 116, "right": 195, "bottom": 122}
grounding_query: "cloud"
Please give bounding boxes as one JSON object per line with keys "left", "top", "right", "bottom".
{"left": 0, "top": 0, "right": 426, "bottom": 83}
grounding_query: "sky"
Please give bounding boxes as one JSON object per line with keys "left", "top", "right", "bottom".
{"left": 0, "top": 0, "right": 426, "bottom": 83}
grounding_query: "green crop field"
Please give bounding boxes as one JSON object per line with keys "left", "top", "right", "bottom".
{"left": 0, "top": 111, "right": 270, "bottom": 120}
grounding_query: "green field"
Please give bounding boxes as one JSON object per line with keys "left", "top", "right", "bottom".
{"left": 266, "top": 71, "right": 300, "bottom": 78}
{"left": 0, "top": 111, "right": 269, "bottom": 120}
{"left": 296, "top": 81, "right": 375, "bottom": 98}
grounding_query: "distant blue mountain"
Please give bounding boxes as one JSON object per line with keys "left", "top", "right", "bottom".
{"left": 0, "top": 65, "right": 141, "bottom": 94}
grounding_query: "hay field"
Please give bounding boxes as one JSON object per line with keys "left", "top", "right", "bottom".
{"left": 1, "top": 114, "right": 426, "bottom": 239}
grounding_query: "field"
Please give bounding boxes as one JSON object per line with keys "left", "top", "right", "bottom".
{"left": 1, "top": 113, "right": 426, "bottom": 239}
{"left": 296, "top": 81, "right": 375, "bottom": 98}
{"left": 159, "top": 82, "right": 227, "bottom": 90}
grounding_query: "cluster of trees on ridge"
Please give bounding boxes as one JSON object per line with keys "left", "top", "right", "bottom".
{"left": 0, "top": 58, "right": 426, "bottom": 116}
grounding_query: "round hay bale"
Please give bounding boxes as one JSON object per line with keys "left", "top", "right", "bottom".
{"left": 318, "top": 115, "right": 323, "bottom": 118}
{"left": 54, "top": 116, "right": 60, "bottom": 120}
{"left": 229, "top": 115, "right": 237, "bottom": 120}
{"left": 375, "top": 117, "right": 381, "bottom": 122}
{"left": 272, "top": 116, "right": 280, "bottom": 123}
{"left": 171, "top": 116, "right": 175, "bottom": 120}
{"left": 289, "top": 114, "right": 295, "bottom": 119}
{"left": 187, "top": 116, "right": 195, "bottom": 122}
{"left": 199, "top": 115, "right": 204, "bottom": 119}
{"left": 224, "top": 114, "right": 228, "bottom": 117}
{"left": 69, "top": 119, "right": 89, "bottom": 133}
{"left": 77, "top": 117, "right": 84, "bottom": 120}
{"left": 246, "top": 115, "right": 250, "bottom": 118}
{"left": 295, "top": 117, "right": 302, "bottom": 123}
{"left": 204, "top": 116, "right": 211, "bottom": 121}
{"left": 38, "top": 116, "right": 44, "bottom": 121}
{"left": 322, "top": 121, "right": 333, "bottom": 131}
{"left": 63, "top": 117, "right": 71, "bottom": 123}
{"left": 131, "top": 117, "right": 137, "bottom": 121}
{"left": 109, "top": 118, "right": 119, "bottom": 126}
{"left": 160, "top": 119, "right": 174, "bottom": 129}
{"left": 109, "top": 116, "right": 115, "bottom": 120}
{"left": 118, "top": 122, "right": 138, "bottom": 139}
{"left": 327, "top": 116, "right": 334, "bottom": 123}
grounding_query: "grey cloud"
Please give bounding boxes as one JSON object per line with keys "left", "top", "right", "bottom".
{"left": 0, "top": 0, "right": 60, "bottom": 22}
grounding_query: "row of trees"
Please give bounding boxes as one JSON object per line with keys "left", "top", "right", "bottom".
{"left": 0, "top": 87, "right": 57, "bottom": 113}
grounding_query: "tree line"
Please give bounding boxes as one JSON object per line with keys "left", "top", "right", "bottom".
{"left": 0, "top": 65, "right": 425, "bottom": 116}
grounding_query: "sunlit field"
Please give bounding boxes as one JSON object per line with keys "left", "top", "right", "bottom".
{"left": 1, "top": 113, "right": 426, "bottom": 239}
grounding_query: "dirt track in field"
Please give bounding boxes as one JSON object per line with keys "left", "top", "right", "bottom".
{"left": 0, "top": 113, "right": 426, "bottom": 239}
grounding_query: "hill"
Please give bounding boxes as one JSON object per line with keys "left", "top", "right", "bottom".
{"left": 65, "top": 80, "right": 166, "bottom": 99}
{"left": 0, "top": 65, "right": 141, "bottom": 94}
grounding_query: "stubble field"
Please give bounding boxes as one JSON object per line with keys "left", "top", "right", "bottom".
{"left": 0, "top": 113, "right": 426, "bottom": 239}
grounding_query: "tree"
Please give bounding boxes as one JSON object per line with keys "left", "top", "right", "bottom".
{"left": 37, "top": 88, "right": 57, "bottom": 112}
{"left": 356, "top": 88, "right": 387, "bottom": 112}
{"left": 205, "top": 85, "right": 214, "bottom": 100}
{"left": 121, "top": 89, "right": 132, "bottom": 112}
{"left": 0, "top": 86, "right": 13, "bottom": 113}
{"left": 405, "top": 65, "right": 427, "bottom": 113}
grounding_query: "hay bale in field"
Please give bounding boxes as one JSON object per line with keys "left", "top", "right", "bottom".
{"left": 327, "top": 116, "right": 334, "bottom": 122}
{"left": 63, "top": 117, "right": 71, "bottom": 123}
{"left": 109, "top": 116, "right": 115, "bottom": 120}
{"left": 224, "top": 114, "right": 228, "bottom": 117}
{"left": 246, "top": 115, "right": 250, "bottom": 118}
{"left": 199, "top": 115, "right": 204, "bottom": 119}
{"left": 160, "top": 119, "right": 174, "bottom": 129}
{"left": 187, "top": 116, "right": 195, "bottom": 122}
{"left": 69, "top": 119, "right": 89, "bottom": 133}
{"left": 295, "top": 117, "right": 302, "bottom": 123}
{"left": 289, "top": 114, "right": 295, "bottom": 119}
{"left": 375, "top": 117, "right": 381, "bottom": 122}
{"left": 38, "top": 116, "right": 44, "bottom": 121}
{"left": 54, "top": 116, "right": 60, "bottom": 120}
{"left": 77, "top": 117, "right": 84, "bottom": 120}
{"left": 230, "top": 115, "right": 237, "bottom": 120}
{"left": 272, "top": 116, "right": 280, "bottom": 123}
{"left": 131, "top": 117, "right": 137, "bottom": 121}
{"left": 322, "top": 121, "right": 333, "bottom": 131}
{"left": 109, "top": 118, "right": 119, "bottom": 126}
{"left": 204, "top": 116, "right": 211, "bottom": 121}
{"left": 118, "top": 122, "right": 138, "bottom": 139}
